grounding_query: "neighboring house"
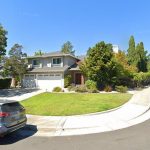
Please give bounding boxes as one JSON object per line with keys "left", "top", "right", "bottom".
{"left": 23, "top": 51, "right": 85, "bottom": 91}
{"left": 112, "top": 45, "right": 119, "bottom": 53}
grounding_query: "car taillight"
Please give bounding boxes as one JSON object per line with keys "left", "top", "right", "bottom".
{"left": 0, "top": 112, "right": 10, "bottom": 117}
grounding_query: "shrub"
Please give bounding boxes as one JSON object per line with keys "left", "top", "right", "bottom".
{"left": 87, "top": 89, "right": 99, "bottom": 93}
{"left": 52, "top": 87, "right": 62, "bottom": 92}
{"left": 133, "top": 72, "right": 150, "bottom": 87}
{"left": 64, "top": 75, "right": 72, "bottom": 88}
{"left": 67, "top": 84, "right": 76, "bottom": 91}
{"left": 85, "top": 80, "right": 97, "bottom": 90}
{"left": 75, "top": 85, "right": 87, "bottom": 93}
{"left": 118, "top": 76, "right": 135, "bottom": 88}
{"left": 115, "top": 85, "right": 128, "bottom": 93}
{"left": 104, "top": 85, "right": 112, "bottom": 92}
{"left": 0, "top": 78, "right": 11, "bottom": 89}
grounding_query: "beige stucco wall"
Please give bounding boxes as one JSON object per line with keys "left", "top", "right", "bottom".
{"left": 63, "top": 56, "right": 76, "bottom": 67}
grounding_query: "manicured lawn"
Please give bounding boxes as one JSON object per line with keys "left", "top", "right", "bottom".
{"left": 21, "top": 93, "right": 132, "bottom": 116}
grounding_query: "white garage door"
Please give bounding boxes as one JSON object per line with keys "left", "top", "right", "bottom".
{"left": 37, "top": 74, "right": 62, "bottom": 91}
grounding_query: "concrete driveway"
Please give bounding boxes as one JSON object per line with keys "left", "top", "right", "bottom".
{"left": 0, "top": 88, "right": 44, "bottom": 101}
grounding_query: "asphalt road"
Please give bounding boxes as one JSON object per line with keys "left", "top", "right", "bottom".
{"left": 1, "top": 119, "right": 150, "bottom": 150}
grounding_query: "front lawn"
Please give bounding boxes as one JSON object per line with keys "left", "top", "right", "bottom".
{"left": 21, "top": 93, "right": 132, "bottom": 116}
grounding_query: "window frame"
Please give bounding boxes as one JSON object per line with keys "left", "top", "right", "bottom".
{"left": 33, "top": 59, "right": 40, "bottom": 66}
{"left": 52, "top": 57, "right": 62, "bottom": 66}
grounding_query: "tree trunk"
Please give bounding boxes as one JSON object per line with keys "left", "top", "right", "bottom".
{"left": 11, "top": 77, "right": 16, "bottom": 88}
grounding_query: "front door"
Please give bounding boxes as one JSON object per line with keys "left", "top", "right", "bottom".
{"left": 75, "top": 73, "right": 82, "bottom": 85}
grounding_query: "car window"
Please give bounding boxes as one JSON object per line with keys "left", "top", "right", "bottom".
{"left": 1, "top": 102, "right": 23, "bottom": 112}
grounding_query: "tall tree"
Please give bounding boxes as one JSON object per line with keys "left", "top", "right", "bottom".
{"left": 0, "top": 24, "right": 7, "bottom": 59}
{"left": 147, "top": 54, "right": 150, "bottom": 72}
{"left": 61, "top": 41, "right": 75, "bottom": 55}
{"left": 34, "top": 50, "right": 44, "bottom": 56}
{"left": 4, "top": 44, "right": 27, "bottom": 87}
{"left": 135, "top": 42, "right": 147, "bottom": 72}
{"left": 115, "top": 51, "right": 137, "bottom": 74}
{"left": 127, "top": 35, "right": 136, "bottom": 65}
{"left": 9, "top": 44, "right": 27, "bottom": 58}
{"left": 81, "top": 41, "right": 121, "bottom": 87}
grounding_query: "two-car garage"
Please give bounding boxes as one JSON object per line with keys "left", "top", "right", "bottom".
{"left": 23, "top": 73, "right": 64, "bottom": 91}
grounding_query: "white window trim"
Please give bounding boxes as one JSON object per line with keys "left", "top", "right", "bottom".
{"left": 32, "top": 59, "right": 41, "bottom": 68}
{"left": 52, "top": 57, "right": 62, "bottom": 67}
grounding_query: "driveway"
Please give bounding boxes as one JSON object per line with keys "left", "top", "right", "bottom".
{"left": 0, "top": 88, "right": 44, "bottom": 101}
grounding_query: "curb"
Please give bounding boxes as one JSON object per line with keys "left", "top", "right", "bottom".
{"left": 24, "top": 87, "right": 150, "bottom": 137}
{"left": 32, "top": 107, "right": 150, "bottom": 137}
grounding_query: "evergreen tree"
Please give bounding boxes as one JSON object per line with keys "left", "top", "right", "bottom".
{"left": 136, "top": 42, "right": 147, "bottom": 72}
{"left": 81, "top": 41, "right": 121, "bottom": 87}
{"left": 0, "top": 24, "right": 7, "bottom": 59}
{"left": 4, "top": 44, "right": 27, "bottom": 87}
{"left": 61, "top": 41, "right": 75, "bottom": 55}
{"left": 127, "top": 36, "right": 136, "bottom": 65}
{"left": 34, "top": 50, "right": 44, "bottom": 56}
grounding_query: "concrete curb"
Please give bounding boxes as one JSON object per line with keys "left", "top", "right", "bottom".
{"left": 28, "top": 105, "right": 150, "bottom": 137}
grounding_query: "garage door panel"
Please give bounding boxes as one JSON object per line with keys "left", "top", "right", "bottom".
{"left": 37, "top": 74, "right": 62, "bottom": 91}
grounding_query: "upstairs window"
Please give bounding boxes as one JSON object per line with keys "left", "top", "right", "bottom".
{"left": 52, "top": 58, "right": 61, "bottom": 65}
{"left": 33, "top": 60, "right": 40, "bottom": 66}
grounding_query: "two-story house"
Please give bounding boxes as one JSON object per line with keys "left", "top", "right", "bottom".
{"left": 23, "top": 51, "right": 84, "bottom": 91}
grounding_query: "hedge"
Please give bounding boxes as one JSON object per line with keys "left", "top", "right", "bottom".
{"left": 0, "top": 78, "right": 11, "bottom": 89}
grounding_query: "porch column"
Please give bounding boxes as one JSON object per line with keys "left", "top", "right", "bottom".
{"left": 81, "top": 74, "right": 85, "bottom": 85}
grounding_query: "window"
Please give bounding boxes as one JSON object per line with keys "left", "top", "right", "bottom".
{"left": 52, "top": 58, "right": 61, "bottom": 65}
{"left": 33, "top": 60, "right": 40, "bottom": 66}
{"left": 2, "top": 102, "right": 23, "bottom": 112}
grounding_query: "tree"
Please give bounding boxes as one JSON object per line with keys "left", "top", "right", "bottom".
{"left": 81, "top": 41, "right": 121, "bottom": 88}
{"left": 0, "top": 24, "right": 7, "bottom": 59}
{"left": 135, "top": 42, "right": 147, "bottom": 72}
{"left": 9, "top": 43, "right": 27, "bottom": 58}
{"left": 127, "top": 35, "right": 136, "bottom": 65}
{"left": 114, "top": 51, "right": 138, "bottom": 87}
{"left": 34, "top": 50, "right": 44, "bottom": 56}
{"left": 127, "top": 36, "right": 148, "bottom": 72}
{"left": 61, "top": 41, "right": 75, "bottom": 55}
{"left": 115, "top": 51, "right": 137, "bottom": 75}
{"left": 147, "top": 54, "right": 150, "bottom": 71}
{"left": 4, "top": 44, "right": 27, "bottom": 87}
{"left": 86, "top": 47, "right": 92, "bottom": 56}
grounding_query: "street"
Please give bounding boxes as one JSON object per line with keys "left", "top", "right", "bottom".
{"left": 0, "top": 119, "right": 150, "bottom": 150}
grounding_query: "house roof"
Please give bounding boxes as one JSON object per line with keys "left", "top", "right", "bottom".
{"left": 69, "top": 63, "right": 80, "bottom": 71}
{"left": 27, "top": 51, "right": 80, "bottom": 60}
{"left": 76, "top": 55, "right": 86, "bottom": 61}
{"left": 28, "top": 65, "right": 69, "bottom": 73}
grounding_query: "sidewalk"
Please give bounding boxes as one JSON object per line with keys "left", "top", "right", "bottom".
{"left": 27, "top": 87, "right": 150, "bottom": 137}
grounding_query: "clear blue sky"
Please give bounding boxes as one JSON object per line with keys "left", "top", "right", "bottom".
{"left": 0, "top": 0, "right": 150, "bottom": 56}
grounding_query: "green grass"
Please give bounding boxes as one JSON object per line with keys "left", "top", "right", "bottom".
{"left": 21, "top": 93, "right": 132, "bottom": 116}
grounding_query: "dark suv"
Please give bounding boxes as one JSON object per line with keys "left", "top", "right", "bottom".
{"left": 0, "top": 100, "right": 27, "bottom": 137}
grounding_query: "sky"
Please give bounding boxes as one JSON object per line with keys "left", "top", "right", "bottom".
{"left": 0, "top": 0, "right": 150, "bottom": 56}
